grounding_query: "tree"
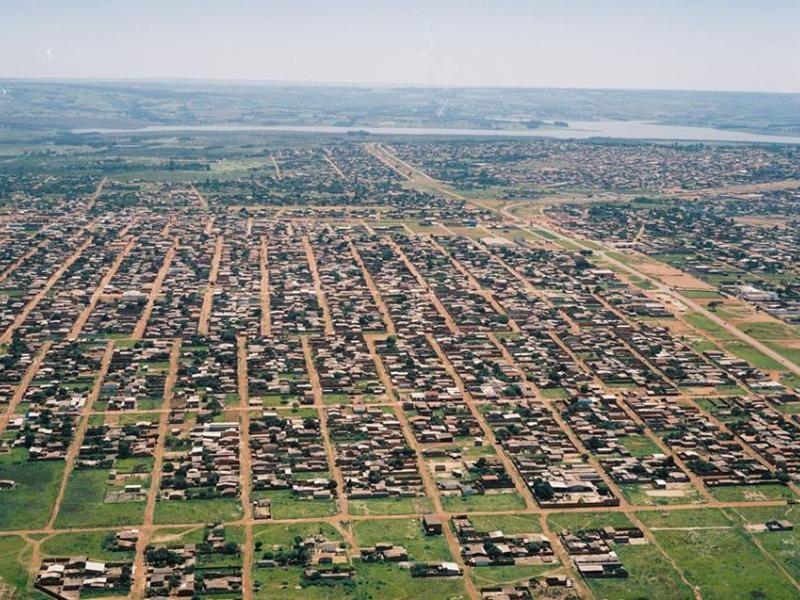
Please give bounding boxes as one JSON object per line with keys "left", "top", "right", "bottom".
{"left": 533, "top": 480, "right": 555, "bottom": 501}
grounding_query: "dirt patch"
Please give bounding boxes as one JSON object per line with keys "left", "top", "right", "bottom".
{"left": 0, "top": 581, "right": 22, "bottom": 600}
{"left": 645, "top": 489, "right": 687, "bottom": 498}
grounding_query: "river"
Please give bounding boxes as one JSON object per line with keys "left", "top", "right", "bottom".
{"left": 71, "top": 120, "right": 800, "bottom": 144}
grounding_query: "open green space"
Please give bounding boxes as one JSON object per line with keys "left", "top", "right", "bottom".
{"left": 0, "top": 535, "right": 31, "bottom": 597}
{"left": 255, "top": 489, "right": 337, "bottom": 520}
{"left": 353, "top": 518, "right": 453, "bottom": 562}
{"left": 55, "top": 468, "right": 145, "bottom": 528}
{"left": 0, "top": 449, "right": 64, "bottom": 530}
{"left": 648, "top": 519, "right": 798, "bottom": 599}
{"left": 154, "top": 497, "right": 243, "bottom": 524}
{"left": 440, "top": 491, "right": 526, "bottom": 513}
{"left": 42, "top": 530, "right": 135, "bottom": 562}
{"left": 347, "top": 496, "right": 434, "bottom": 516}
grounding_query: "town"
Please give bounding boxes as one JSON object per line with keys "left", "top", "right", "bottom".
{"left": 0, "top": 134, "right": 798, "bottom": 600}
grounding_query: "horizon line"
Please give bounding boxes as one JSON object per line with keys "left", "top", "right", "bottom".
{"left": 1, "top": 76, "right": 798, "bottom": 96}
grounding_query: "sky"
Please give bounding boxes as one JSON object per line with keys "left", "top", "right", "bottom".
{"left": 1, "top": 0, "right": 798, "bottom": 93}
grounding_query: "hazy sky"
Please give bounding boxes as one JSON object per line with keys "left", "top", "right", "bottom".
{"left": 1, "top": 0, "right": 798, "bottom": 92}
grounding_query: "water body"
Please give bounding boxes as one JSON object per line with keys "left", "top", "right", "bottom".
{"left": 72, "top": 120, "right": 800, "bottom": 144}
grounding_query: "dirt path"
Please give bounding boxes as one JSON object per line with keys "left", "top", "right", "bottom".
{"left": 489, "top": 332, "right": 701, "bottom": 599}
{"left": 84, "top": 177, "right": 108, "bottom": 213}
{"left": 131, "top": 337, "right": 181, "bottom": 599}
{"left": 427, "top": 235, "right": 516, "bottom": 331}
{"left": 323, "top": 150, "right": 347, "bottom": 181}
{"left": 364, "top": 334, "right": 479, "bottom": 600}
{"left": 347, "top": 238, "right": 395, "bottom": 335}
{"left": 374, "top": 141, "right": 800, "bottom": 378}
{"left": 300, "top": 336, "right": 352, "bottom": 536}
{"left": 427, "top": 334, "right": 535, "bottom": 510}
{"left": 190, "top": 183, "right": 209, "bottom": 209}
{"left": 236, "top": 336, "right": 255, "bottom": 600}
{"left": 270, "top": 155, "right": 282, "bottom": 180}
{"left": 0, "top": 238, "right": 92, "bottom": 345}
{"left": 385, "top": 236, "right": 459, "bottom": 335}
{"left": 538, "top": 513, "right": 593, "bottom": 600}
{"left": 198, "top": 235, "right": 223, "bottom": 335}
{"left": 302, "top": 235, "right": 334, "bottom": 336}
{"left": 132, "top": 239, "right": 178, "bottom": 340}
{"left": 0, "top": 242, "right": 46, "bottom": 285}
{"left": 259, "top": 236, "right": 271, "bottom": 337}
{"left": 0, "top": 341, "right": 52, "bottom": 434}
{"left": 45, "top": 340, "right": 115, "bottom": 531}
{"left": 68, "top": 237, "right": 138, "bottom": 340}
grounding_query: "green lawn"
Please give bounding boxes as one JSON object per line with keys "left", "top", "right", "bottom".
{"left": 539, "top": 387, "right": 567, "bottom": 399}
{"left": 682, "top": 289, "right": 724, "bottom": 299}
{"left": 709, "top": 484, "right": 795, "bottom": 503}
{"left": 353, "top": 518, "right": 453, "bottom": 562}
{"left": 41, "top": 530, "right": 135, "bottom": 562}
{"left": 619, "top": 484, "right": 704, "bottom": 507}
{"left": 253, "top": 521, "right": 342, "bottom": 548}
{"left": 637, "top": 508, "right": 732, "bottom": 529}
{"left": 650, "top": 525, "right": 798, "bottom": 599}
{"left": 0, "top": 535, "right": 31, "bottom": 596}
{"left": 154, "top": 497, "right": 243, "bottom": 524}
{"left": 765, "top": 342, "right": 800, "bottom": 368}
{"left": 256, "top": 489, "right": 337, "bottom": 520}
{"left": 347, "top": 496, "right": 434, "bottom": 516}
{"left": 0, "top": 449, "right": 64, "bottom": 530}
{"left": 467, "top": 514, "right": 542, "bottom": 535}
{"left": 253, "top": 561, "right": 467, "bottom": 600}
{"left": 724, "top": 341, "right": 785, "bottom": 371}
{"left": 730, "top": 506, "right": 800, "bottom": 582}
{"left": 55, "top": 468, "right": 145, "bottom": 528}
{"left": 684, "top": 312, "right": 735, "bottom": 341}
{"left": 548, "top": 510, "right": 635, "bottom": 533}
{"left": 547, "top": 511, "right": 695, "bottom": 599}
{"left": 440, "top": 491, "right": 526, "bottom": 513}
{"left": 738, "top": 321, "right": 795, "bottom": 340}
{"left": 471, "top": 563, "right": 557, "bottom": 587}
{"left": 620, "top": 435, "right": 662, "bottom": 458}
{"left": 588, "top": 542, "right": 694, "bottom": 600}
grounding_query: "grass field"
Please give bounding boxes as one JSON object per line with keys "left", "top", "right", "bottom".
{"left": 353, "top": 518, "right": 453, "bottom": 562}
{"left": 154, "top": 497, "right": 243, "bottom": 524}
{"left": 471, "top": 563, "right": 557, "bottom": 587}
{"left": 440, "top": 491, "right": 526, "bottom": 512}
{"left": 468, "top": 514, "right": 542, "bottom": 535}
{"left": 619, "top": 484, "right": 704, "bottom": 506}
{"left": 709, "top": 484, "right": 795, "bottom": 503}
{"left": 0, "top": 449, "right": 64, "bottom": 530}
{"left": 347, "top": 496, "right": 434, "bottom": 516}
{"left": 619, "top": 435, "right": 662, "bottom": 457}
{"left": 55, "top": 468, "right": 145, "bottom": 528}
{"left": 684, "top": 312, "right": 735, "bottom": 341}
{"left": 637, "top": 508, "right": 732, "bottom": 529}
{"left": 589, "top": 542, "right": 695, "bottom": 600}
{"left": 0, "top": 535, "right": 31, "bottom": 597}
{"left": 255, "top": 489, "right": 337, "bottom": 520}
{"left": 738, "top": 321, "right": 796, "bottom": 340}
{"left": 549, "top": 511, "right": 695, "bottom": 599}
{"left": 649, "top": 524, "right": 798, "bottom": 599}
{"left": 41, "top": 530, "right": 135, "bottom": 562}
{"left": 730, "top": 506, "right": 800, "bottom": 582}
{"left": 724, "top": 341, "right": 785, "bottom": 371}
{"left": 253, "top": 561, "right": 467, "bottom": 600}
